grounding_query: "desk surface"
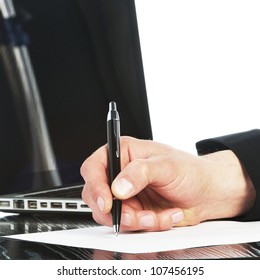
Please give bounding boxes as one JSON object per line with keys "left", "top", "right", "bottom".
{"left": 0, "top": 213, "right": 260, "bottom": 260}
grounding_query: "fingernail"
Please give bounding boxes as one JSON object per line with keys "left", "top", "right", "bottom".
{"left": 140, "top": 214, "right": 155, "bottom": 228}
{"left": 172, "top": 211, "right": 184, "bottom": 224}
{"left": 113, "top": 178, "right": 133, "bottom": 197}
{"left": 121, "top": 212, "right": 133, "bottom": 227}
{"left": 97, "top": 196, "right": 105, "bottom": 212}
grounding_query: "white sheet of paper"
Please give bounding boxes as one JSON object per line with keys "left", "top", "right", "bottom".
{"left": 5, "top": 220, "right": 260, "bottom": 253}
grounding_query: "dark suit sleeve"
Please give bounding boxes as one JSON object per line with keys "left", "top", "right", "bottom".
{"left": 196, "top": 129, "right": 260, "bottom": 221}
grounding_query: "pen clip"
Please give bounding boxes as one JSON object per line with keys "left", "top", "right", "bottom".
{"left": 113, "top": 119, "right": 120, "bottom": 158}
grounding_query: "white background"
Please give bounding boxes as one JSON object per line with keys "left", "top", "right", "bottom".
{"left": 135, "top": 0, "right": 260, "bottom": 153}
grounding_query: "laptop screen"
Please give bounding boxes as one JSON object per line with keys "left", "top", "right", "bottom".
{"left": 0, "top": 0, "right": 152, "bottom": 195}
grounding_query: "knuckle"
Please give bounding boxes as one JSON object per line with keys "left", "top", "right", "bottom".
{"left": 132, "top": 159, "right": 150, "bottom": 181}
{"left": 183, "top": 208, "right": 202, "bottom": 226}
{"left": 80, "top": 162, "right": 86, "bottom": 177}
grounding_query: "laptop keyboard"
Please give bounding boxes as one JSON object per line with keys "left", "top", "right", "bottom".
{"left": 25, "top": 186, "right": 83, "bottom": 199}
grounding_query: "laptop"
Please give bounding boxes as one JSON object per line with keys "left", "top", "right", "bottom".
{"left": 0, "top": 0, "right": 152, "bottom": 214}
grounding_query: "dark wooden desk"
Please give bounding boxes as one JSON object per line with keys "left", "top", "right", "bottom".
{"left": 1, "top": 213, "right": 260, "bottom": 260}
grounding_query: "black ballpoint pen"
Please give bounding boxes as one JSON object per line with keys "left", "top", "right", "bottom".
{"left": 107, "top": 101, "right": 122, "bottom": 236}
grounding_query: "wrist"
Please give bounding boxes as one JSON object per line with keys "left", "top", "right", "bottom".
{"left": 201, "top": 150, "right": 256, "bottom": 221}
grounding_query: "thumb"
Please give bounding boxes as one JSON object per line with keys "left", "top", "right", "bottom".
{"left": 111, "top": 157, "right": 171, "bottom": 199}
{"left": 111, "top": 159, "right": 151, "bottom": 199}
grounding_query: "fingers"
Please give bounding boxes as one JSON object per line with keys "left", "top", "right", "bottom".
{"left": 120, "top": 204, "right": 185, "bottom": 231}
{"left": 81, "top": 145, "right": 113, "bottom": 214}
{"left": 89, "top": 200, "right": 185, "bottom": 231}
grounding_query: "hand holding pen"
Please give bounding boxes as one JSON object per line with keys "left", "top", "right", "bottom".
{"left": 81, "top": 136, "right": 254, "bottom": 231}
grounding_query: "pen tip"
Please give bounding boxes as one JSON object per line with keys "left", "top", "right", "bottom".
{"left": 113, "top": 224, "right": 120, "bottom": 236}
